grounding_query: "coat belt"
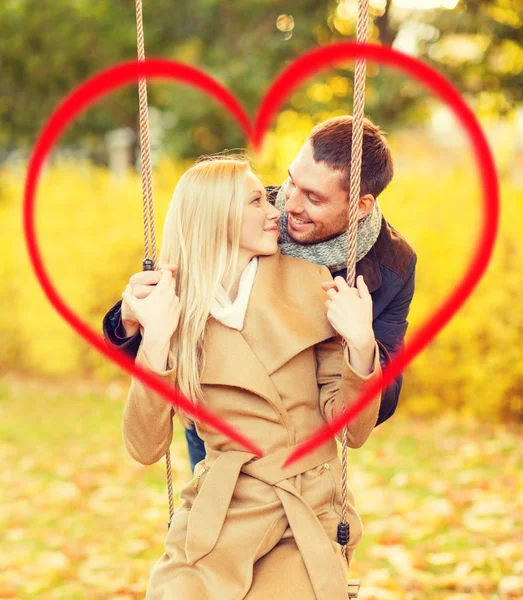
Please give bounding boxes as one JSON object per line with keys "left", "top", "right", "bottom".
{"left": 185, "top": 442, "right": 348, "bottom": 599}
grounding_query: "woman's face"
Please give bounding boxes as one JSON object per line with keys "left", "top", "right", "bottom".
{"left": 238, "top": 171, "right": 281, "bottom": 257}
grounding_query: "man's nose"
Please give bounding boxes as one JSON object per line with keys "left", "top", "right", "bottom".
{"left": 285, "top": 188, "right": 303, "bottom": 214}
{"left": 283, "top": 179, "right": 292, "bottom": 200}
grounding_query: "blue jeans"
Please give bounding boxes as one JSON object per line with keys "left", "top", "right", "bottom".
{"left": 184, "top": 423, "right": 206, "bottom": 474}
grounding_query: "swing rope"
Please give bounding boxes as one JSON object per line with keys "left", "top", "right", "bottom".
{"left": 133, "top": 0, "right": 369, "bottom": 592}
{"left": 339, "top": 0, "right": 369, "bottom": 565}
{"left": 134, "top": 0, "right": 175, "bottom": 529}
{"left": 135, "top": 0, "right": 157, "bottom": 266}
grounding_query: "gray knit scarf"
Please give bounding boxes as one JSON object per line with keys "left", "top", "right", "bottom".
{"left": 274, "top": 183, "right": 383, "bottom": 273}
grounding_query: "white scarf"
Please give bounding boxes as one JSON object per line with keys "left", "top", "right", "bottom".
{"left": 209, "top": 257, "right": 259, "bottom": 331}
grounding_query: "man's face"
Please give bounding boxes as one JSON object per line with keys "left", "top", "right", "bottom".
{"left": 284, "top": 140, "right": 362, "bottom": 244}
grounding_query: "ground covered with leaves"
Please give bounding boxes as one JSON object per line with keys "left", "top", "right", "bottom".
{"left": 1, "top": 377, "right": 521, "bottom": 599}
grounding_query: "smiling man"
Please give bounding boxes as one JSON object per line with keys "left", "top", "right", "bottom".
{"left": 285, "top": 149, "right": 363, "bottom": 242}
{"left": 103, "top": 115, "right": 417, "bottom": 474}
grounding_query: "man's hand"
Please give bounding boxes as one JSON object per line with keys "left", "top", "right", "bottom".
{"left": 121, "top": 263, "right": 178, "bottom": 337}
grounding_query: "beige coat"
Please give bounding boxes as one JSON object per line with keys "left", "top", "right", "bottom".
{"left": 123, "top": 249, "right": 382, "bottom": 600}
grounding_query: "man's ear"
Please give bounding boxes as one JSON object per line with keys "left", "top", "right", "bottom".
{"left": 357, "top": 194, "right": 375, "bottom": 221}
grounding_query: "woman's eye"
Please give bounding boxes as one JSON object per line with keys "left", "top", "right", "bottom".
{"left": 252, "top": 198, "right": 261, "bottom": 204}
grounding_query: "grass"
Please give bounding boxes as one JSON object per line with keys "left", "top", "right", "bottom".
{"left": 1, "top": 376, "right": 522, "bottom": 600}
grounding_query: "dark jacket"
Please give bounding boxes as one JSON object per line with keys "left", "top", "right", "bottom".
{"left": 103, "top": 185, "right": 416, "bottom": 469}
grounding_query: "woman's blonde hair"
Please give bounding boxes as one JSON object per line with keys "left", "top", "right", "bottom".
{"left": 158, "top": 153, "right": 252, "bottom": 429}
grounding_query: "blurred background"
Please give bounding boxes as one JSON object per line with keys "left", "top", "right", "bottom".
{"left": 1, "top": 0, "right": 522, "bottom": 598}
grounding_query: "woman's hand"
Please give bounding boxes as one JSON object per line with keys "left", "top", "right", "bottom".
{"left": 321, "top": 275, "right": 374, "bottom": 347}
{"left": 122, "top": 269, "right": 181, "bottom": 339}
{"left": 121, "top": 264, "right": 178, "bottom": 336}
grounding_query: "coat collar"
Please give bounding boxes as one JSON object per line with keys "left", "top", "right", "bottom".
{"left": 356, "top": 241, "right": 382, "bottom": 293}
{"left": 337, "top": 215, "right": 417, "bottom": 294}
{"left": 200, "top": 249, "right": 336, "bottom": 408}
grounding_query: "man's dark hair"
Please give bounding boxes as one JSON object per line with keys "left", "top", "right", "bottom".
{"left": 308, "top": 115, "right": 393, "bottom": 199}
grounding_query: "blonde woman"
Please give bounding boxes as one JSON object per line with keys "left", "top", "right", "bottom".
{"left": 122, "top": 155, "right": 382, "bottom": 600}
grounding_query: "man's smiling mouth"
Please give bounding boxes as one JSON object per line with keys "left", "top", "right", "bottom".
{"left": 289, "top": 214, "right": 312, "bottom": 227}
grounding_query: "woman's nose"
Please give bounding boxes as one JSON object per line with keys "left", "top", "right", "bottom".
{"left": 268, "top": 206, "right": 281, "bottom": 221}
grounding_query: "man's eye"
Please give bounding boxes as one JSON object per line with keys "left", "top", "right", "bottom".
{"left": 307, "top": 196, "right": 320, "bottom": 204}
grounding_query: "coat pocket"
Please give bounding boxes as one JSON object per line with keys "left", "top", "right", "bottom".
{"left": 192, "top": 464, "right": 210, "bottom": 491}
{"left": 179, "top": 463, "right": 210, "bottom": 507}
{"left": 317, "top": 462, "right": 341, "bottom": 518}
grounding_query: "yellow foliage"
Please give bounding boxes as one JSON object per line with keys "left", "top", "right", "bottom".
{"left": 1, "top": 140, "right": 522, "bottom": 422}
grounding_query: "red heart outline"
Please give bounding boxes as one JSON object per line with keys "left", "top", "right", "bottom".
{"left": 23, "top": 42, "right": 499, "bottom": 469}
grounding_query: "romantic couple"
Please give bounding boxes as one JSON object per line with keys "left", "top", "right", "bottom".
{"left": 103, "top": 115, "right": 417, "bottom": 599}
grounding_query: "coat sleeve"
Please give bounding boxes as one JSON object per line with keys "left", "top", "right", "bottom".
{"left": 102, "top": 299, "right": 142, "bottom": 360}
{"left": 316, "top": 335, "right": 382, "bottom": 448}
{"left": 314, "top": 263, "right": 382, "bottom": 448}
{"left": 122, "top": 337, "right": 177, "bottom": 465}
{"left": 373, "top": 252, "right": 417, "bottom": 426}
